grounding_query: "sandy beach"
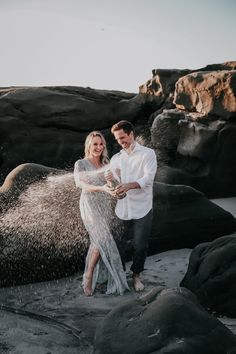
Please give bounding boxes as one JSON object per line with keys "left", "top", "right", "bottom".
{"left": 0, "top": 198, "right": 235, "bottom": 353}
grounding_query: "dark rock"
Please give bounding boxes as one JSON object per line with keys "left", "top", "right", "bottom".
{"left": 0, "top": 165, "right": 88, "bottom": 286}
{"left": 144, "top": 62, "right": 236, "bottom": 197}
{"left": 0, "top": 163, "right": 123, "bottom": 287}
{"left": 0, "top": 163, "right": 62, "bottom": 212}
{"left": 149, "top": 182, "right": 236, "bottom": 253}
{"left": 151, "top": 109, "right": 236, "bottom": 197}
{"left": 0, "top": 164, "right": 235, "bottom": 286}
{"left": 213, "top": 123, "right": 236, "bottom": 197}
{"left": 94, "top": 286, "right": 236, "bottom": 354}
{"left": 151, "top": 109, "right": 184, "bottom": 165}
{"left": 0, "top": 86, "right": 159, "bottom": 183}
{"left": 196, "top": 61, "right": 236, "bottom": 71}
{"left": 180, "top": 234, "right": 236, "bottom": 317}
{"left": 1, "top": 62, "right": 236, "bottom": 199}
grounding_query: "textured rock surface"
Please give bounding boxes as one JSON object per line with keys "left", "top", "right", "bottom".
{"left": 151, "top": 109, "right": 185, "bottom": 165}
{"left": 1, "top": 62, "right": 236, "bottom": 198}
{"left": 0, "top": 86, "right": 159, "bottom": 183}
{"left": 139, "top": 68, "right": 190, "bottom": 107}
{"left": 0, "top": 165, "right": 88, "bottom": 286}
{"left": 140, "top": 61, "right": 236, "bottom": 107}
{"left": 143, "top": 61, "right": 236, "bottom": 197}
{"left": 151, "top": 109, "right": 236, "bottom": 197}
{"left": 0, "top": 163, "right": 62, "bottom": 213}
{"left": 174, "top": 70, "right": 236, "bottom": 118}
{"left": 94, "top": 287, "right": 236, "bottom": 354}
{"left": 0, "top": 164, "right": 235, "bottom": 286}
{"left": 180, "top": 234, "right": 236, "bottom": 317}
{"left": 150, "top": 182, "right": 236, "bottom": 253}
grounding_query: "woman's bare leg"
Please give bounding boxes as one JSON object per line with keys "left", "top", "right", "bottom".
{"left": 84, "top": 247, "right": 101, "bottom": 296}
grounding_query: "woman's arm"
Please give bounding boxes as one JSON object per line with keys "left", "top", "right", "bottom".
{"left": 77, "top": 179, "right": 109, "bottom": 193}
{"left": 74, "top": 160, "right": 116, "bottom": 195}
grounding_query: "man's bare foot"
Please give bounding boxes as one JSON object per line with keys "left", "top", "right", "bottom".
{"left": 133, "top": 274, "right": 145, "bottom": 292}
{"left": 83, "top": 274, "right": 93, "bottom": 296}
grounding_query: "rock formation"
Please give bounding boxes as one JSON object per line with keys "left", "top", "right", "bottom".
{"left": 180, "top": 234, "right": 236, "bottom": 317}
{"left": 151, "top": 108, "right": 236, "bottom": 197}
{"left": 0, "top": 165, "right": 88, "bottom": 286}
{"left": 1, "top": 61, "right": 235, "bottom": 197}
{"left": 145, "top": 61, "right": 236, "bottom": 197}
{"left": 140, "top": 62, "right": 236, "bottom": 101}
{"left": 0, "top": 164, "right": 235, "bottom": 286}
{"left": 150, "top": 182, "right": 236, "bottom": 253}
{"left": 174, "top": 70, "right": 236, "bottom": 118}
{"left": 139, "top": 68, "right": 191, "bottom": 108}
{"left": 94, "top": 286, "right": 236, "bottom": 354}
{"left": 0, "top": 86, "right": 159, "bottom": 184}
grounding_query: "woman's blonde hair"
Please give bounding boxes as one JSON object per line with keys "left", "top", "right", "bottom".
{"left": 84, "top": 131, "right": 109, "bottom": 165}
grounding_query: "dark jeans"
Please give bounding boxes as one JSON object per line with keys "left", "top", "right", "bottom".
{"left": 117, "top": 209, "right": 153, "bottom": 274}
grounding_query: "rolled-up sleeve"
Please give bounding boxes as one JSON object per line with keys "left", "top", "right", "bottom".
{"left": 136, "top": 150, "right": 157, "bottom": 189}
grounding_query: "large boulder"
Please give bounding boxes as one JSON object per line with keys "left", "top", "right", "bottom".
{"left": 0, "top": 164, "right": 235, "bottom": 286}
{"left": 151, "top": 109, "right": 184, "bottom": 165}
{"left": 0, "top": 163, "right": 61, "bottom": 213}
{"left": 94, "top": 286, "right": 236, "bottom": 354}
{"left": 139, "top": 69, "right": 190, "bottom": 108}
{"left": 149, "top": 182, "right": 236, "bottom": 253}
{"left": 140, "top": 61, "right": 236, "bottom": 109}
{"left": 0, "top": 168, "right": 88, "bottom": 287}
{"left": 0, "top": 86, "right": 160, "bottom": 183}
{"left": 151, "top": 109, "right": 236, "bottom": 197}
{"left": 0, "top": 163, "right": 123, "bottom": 287}
{"left": 174, "top": 70, "right": 236, "bottom": 119}
{"left": 145, "top": 62, "right": 236, "bottom": 198}
{"left": 180, "top": 234, "right": 236, "bottom": 317}
{"left": 1, "top": 62, "right": 236, "bottom": 200}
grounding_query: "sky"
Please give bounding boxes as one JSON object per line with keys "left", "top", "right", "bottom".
{"left": 0, "top": 0, "right": 235, "bottom": 92}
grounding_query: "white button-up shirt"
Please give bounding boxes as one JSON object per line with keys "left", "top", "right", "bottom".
{"left": 110, "top": 142, "right": 157, "bottom": 220}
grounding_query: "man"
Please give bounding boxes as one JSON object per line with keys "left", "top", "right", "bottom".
{"left": 106, "top": 120, "right": 157, "bottom": 291}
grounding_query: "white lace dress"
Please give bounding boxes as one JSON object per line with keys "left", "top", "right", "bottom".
{"left": 74, "top": 158, "right": 129, "bottom": 295}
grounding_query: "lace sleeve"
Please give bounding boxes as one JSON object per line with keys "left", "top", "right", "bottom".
{"left": 74, "top": 160, "right": 87, "bottom": 188}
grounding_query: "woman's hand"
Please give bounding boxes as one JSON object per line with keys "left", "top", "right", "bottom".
{"left": 102, "top": 184, "right": 117, "bottom": 197}
{"left": 104, "top": 170, "right": 114, "bottom": 182}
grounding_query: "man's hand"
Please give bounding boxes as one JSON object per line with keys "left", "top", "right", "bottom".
{"left": 115, "top": 182, "right": 140, "bottom": 196}
{"left": 115, "top": 183, "right": 130, "bottom": 196}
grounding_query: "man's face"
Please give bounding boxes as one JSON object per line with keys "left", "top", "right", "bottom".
{"left": 113, "top": 129, "right": 134, "bottom": 149}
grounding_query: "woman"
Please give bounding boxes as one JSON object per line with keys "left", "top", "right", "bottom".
{"left": 74, "top": 131, "right": 129, "bottom": 296}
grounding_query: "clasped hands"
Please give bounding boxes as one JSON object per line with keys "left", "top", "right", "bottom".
{"left": 103, "top": 183, "right": 126, "bottom": 199}
{"left": 103, "top": 170, "right": 128, "bottom": 199}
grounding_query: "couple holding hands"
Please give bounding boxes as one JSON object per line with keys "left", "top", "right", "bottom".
{"left": 74, "top": 120, "right": 157, "bottom": 296}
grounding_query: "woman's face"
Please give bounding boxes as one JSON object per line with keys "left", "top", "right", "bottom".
{"left": 88, "top": 136, "right": 104, "bottom": 158}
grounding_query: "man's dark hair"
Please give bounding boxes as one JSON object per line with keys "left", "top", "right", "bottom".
{"left": 111, "top": 120, "right": 135, "bottom": 136}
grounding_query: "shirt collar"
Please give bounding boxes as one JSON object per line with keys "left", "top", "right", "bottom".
{"left": 120, "top": 142, "right": 141, "bottom": 155}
